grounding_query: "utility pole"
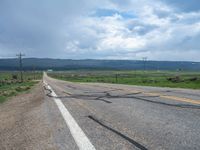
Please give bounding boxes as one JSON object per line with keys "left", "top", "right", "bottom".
{"left": 32, "top": 65, "right": 36, "bottom": 80}
{"left": 16, "top": 52, "right": 25, "bottom": 82}
{"left": 115, "top": 74, "right": 118, "bottom": 83}
{"left": 142, "top": 57, "right": 147, "bottom": 71}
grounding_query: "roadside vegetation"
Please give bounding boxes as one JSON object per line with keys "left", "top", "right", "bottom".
{"left": 48, "top": 70, "right": 200, "bottom": 89}
{"left": 0, "top": 72, "right": 42, "bottom": 103}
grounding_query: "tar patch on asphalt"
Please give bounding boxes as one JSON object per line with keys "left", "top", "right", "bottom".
{"left": 88, "top": 115, "right": 148, "bottom": 150}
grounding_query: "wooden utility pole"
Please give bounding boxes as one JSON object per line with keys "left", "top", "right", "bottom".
{"left": 142, "top": 57, "right": 147, "bottom": 71}
{"left": 32, "top": 65, "right": 36, "bottom": 80}
{"left": 115, "top": 74, "right": 118, "bottom": 83}
{"left": 16, "top": 53, "right": 25, "bottom": 82}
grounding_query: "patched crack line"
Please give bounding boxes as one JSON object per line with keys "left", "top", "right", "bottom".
{"left": 44, "top": 85, "right": 200, "bottom": 109}
{"left": 88, "top": 115, "right": 148, "bottom": 150}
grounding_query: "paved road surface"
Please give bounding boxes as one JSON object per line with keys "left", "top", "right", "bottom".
{"left": 43, "top": 73, "right": 200, "bottom": 150}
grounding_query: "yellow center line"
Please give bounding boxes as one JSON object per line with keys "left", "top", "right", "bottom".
{"left": 160, "top": 95, "right": 200, "bottom": 105}
{"left": 142, "top": 91, "right": 200, "bottom": 105}
{"left": 144, "top": 92, "right": 161, "bottom": 97}
{"left": 63, "top": 83, "right": 200, "bottom": 105}
{"left": 63, "top": 91, "right": 72, "bottom": 95}
{"left": 123, "top": 89, "right": 200, "bottom": 105}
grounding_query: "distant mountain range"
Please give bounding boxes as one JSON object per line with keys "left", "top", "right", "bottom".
{"left": 0, "top": 58, "right": 200, "bottom": 71}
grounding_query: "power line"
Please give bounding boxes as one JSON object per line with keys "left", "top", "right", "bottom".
{"left": 16, "top": 52, "right": 25, "bottom": 82}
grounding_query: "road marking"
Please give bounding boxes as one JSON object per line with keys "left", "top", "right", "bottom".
{"left": 137, "top": 91, "right": 200, "bottom": 105}
{"left": 160, "top": 95, "right": 200, "bottom": 105}
{"left": 140, "top": 91, "right": 200, "bottom": 105}
{"left": 63, "top": 91, "right": 72, "bottom": 95}
{"left": 104, "top": 86, "right": 200, "bottom": 105}
{"left": 88, "top": 83, "right": 200, "bottom": 105}
{"left": 44, "top": 82, "right": 96, "bottom": 150}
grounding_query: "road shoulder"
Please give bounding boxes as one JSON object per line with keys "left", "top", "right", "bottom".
{"left": 0, "top": 82, "right": 57, "bottom": 150}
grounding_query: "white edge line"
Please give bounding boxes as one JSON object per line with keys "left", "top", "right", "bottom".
{"left": 44, "top": 81, "right": 96, "bottom": 150}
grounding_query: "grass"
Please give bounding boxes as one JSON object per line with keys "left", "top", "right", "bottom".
{"left": 48, "top": 70, "right": 200, "bottom": 89}
{"left": 0, "top": 72, "right": 42, "bottom": 103}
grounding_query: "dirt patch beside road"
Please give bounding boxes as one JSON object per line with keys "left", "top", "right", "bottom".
{"left": 0, "top": 82, "right": 57, "bottom": 150}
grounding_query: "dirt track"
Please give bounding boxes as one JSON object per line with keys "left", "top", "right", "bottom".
{"left": 0, "top": 82, "right": 57, "bottom": 150}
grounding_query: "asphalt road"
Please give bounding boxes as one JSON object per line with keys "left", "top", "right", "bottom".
{"left": 43, "top": 74, "right": 200, "bottom": 150}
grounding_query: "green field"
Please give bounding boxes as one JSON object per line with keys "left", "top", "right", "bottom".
{"left": 0, "top": 72, "right": 42, "bottom": 103}
{"left": 48, "top": 70, "right": 200, "bottom": 89}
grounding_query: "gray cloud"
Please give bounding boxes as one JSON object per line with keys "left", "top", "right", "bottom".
{"left": 0, "top": 0, "right": 200, "bottom": 61}
{"left": 0, "top": 0, "right": 97, "bottom": 57}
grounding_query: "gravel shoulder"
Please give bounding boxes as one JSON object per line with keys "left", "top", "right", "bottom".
{"left": 0, "top": 82, "right": 57, "bottom": 150}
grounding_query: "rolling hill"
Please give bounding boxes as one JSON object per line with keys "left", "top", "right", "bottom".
{"left": 0, "top": 58, "right": 199, "bottom": 71}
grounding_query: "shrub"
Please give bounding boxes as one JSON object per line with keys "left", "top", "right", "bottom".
{"left": 167, "top": 76, "right": 182, "bottom": 83}
{"left": 12, "top": 74, "right": 18, "bottom": 80}
{"left": 188, "top": 77, "right": 198, "bottom": 81}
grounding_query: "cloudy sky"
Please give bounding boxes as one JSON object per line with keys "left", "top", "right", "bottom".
{"left": 0, "top": 0, "right": 200, "bottom": 61}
